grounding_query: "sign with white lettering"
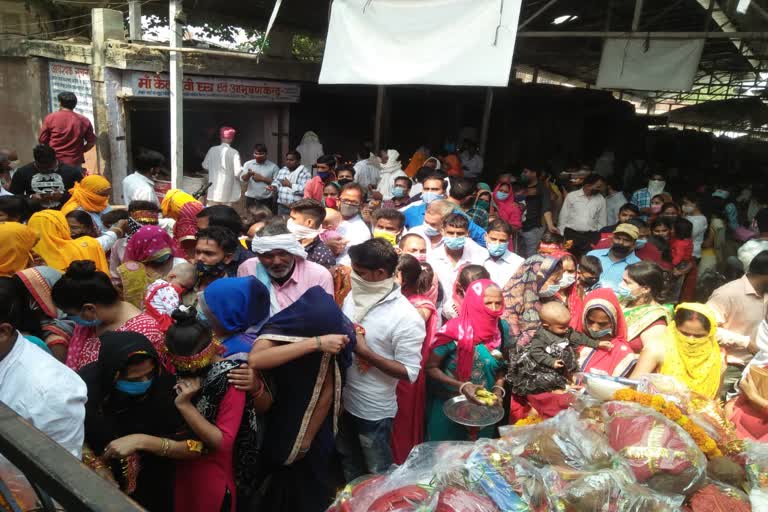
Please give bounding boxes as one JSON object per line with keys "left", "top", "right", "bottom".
{"left": 127, "top": 72, "right": 300, "bottom": 102}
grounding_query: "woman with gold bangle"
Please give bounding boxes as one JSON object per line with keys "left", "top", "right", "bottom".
{"left": 78, "top": 331, "right": 191, "bottom": 511}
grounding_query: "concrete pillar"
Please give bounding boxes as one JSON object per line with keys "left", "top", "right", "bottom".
{"left": 91, "top": 8, "right": 124, "bottom": 182}
{"left": 374, "top": 86, "right": 387, "bottom": 151}
{"left": 479, "top": 88, "right": 494, "bottom": 159}
{"left": 128, "top": 1, "right": 142, "bottom": 40}
{"left": 169, "top": 0, "right": 184, "bottom": 189}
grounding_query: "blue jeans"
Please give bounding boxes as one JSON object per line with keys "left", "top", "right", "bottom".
{"left": 336, "top": 412, "right": 393, "bottom": 481}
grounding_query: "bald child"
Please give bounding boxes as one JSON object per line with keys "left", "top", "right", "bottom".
{"left": 508, "top": 302, "right": 613, "bottom": 395}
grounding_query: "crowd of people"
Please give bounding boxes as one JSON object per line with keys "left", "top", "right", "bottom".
{"left": 1, "top": 92, "right": 768, "bottom": 511}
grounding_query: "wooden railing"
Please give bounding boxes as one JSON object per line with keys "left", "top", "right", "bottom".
{"left": 0, "top": 402, "right": 144, "bottom": 511}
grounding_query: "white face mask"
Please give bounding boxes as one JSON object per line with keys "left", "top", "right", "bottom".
{"left": 559, "top": 272, "right": 576, "bottom": 289}
{"left": 287, "top": 218, "right": 321, "bottom": 239}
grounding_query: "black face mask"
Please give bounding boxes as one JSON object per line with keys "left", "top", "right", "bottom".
{"left": 581, "top": 277, "right": 599, "bottom": 287}
{"left": 196, "top": 261, "right": 227, "bottom": 278}
{"left": 611, "top": 243, "right": 632, "bottom": 256}
{"left": 337, "top": 178, "right": 353, "bottom": 187}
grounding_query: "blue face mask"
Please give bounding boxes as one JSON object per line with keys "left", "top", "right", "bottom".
{"left": 115, "top": 378, "right": 153, "bottom": 396}
{"left": 616, "top": 284, "right": 635, "bottom": 301}
{"left": 488, "top": 242, "right": 507, "bottom": 257}
{"left": 422, "top": 192, "right": 444, "bottom": 205}
{"left": 495, "top": 191, "right": 510, "bottom": 201}
{"left": 538, "top": 283, "right": 561, "bottom": 298}
{"left": 423, "top": 225, "right": 440, "bottom": 237}
{"left": 635, "top": 238, "right": 648, "bottom": 249}
{"left": 317, "top": 171, "right": 331, "bottom": 181}
{"left": 68, "top": 314, "right": 102, "bottom": 327}
{"left": 444, "top": 236, "right": 466, "bottom": 251}
{"left": 588, "top": 327, "right": 613, "bottom": 339}
{"left": 392, "top": 186, "right": 405, "bottom": 198}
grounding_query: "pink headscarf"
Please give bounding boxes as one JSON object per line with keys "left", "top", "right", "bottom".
{"left": 125, "top": 225, "right": 182, "bottom": 263}
{"left": 432, "top": 279, "right": 503, "bottom": 381}
{"left": 220, "top": 126, "right": 236, "bottom": 139}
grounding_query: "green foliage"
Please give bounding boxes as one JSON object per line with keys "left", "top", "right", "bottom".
{"left": 292, "top": 34, "right": 324, "bottom": 63}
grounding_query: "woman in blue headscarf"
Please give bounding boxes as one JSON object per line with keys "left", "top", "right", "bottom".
{"left": 198, "top": 276, "right": 271, "bottom": 361}
{"left": 249, "top": 286, "right": 356, "bottom": 512}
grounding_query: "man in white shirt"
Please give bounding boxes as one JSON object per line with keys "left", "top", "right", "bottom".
{"left": 353, "top": 147, "right": 380, "bottom": 192}
{"left": 328, "top": 182, "right": 371, "bottom": 265}
{"left": 0, "top": 281, "right": 87, "bottom": 458}
{"left": 122, "top": 149, "right": 162, "bottom": 205}
{"left": 459, "top": 141, "right": 483, "bottom": 180}
{"left": 202, "top": 126, "right": 242, "bottom": 206}
{"left": 240, "top": 143, "right": 279, "bottom": 211}
{"left": 483, "top": 219, "right": 524, "bottom": 287}
{"left": 338, "top": 239, "right": 425, "bottom": 480}
{"left": 558, "top": 173, "right": 608, "bottom": 257}
{"left": 428, "top": 213, "right": 489, "bottom": 317}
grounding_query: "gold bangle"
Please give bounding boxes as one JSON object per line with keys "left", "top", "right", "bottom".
{"left": 315, "top": 336, "right": 322, "bottom": 351}
{"left": 160, "top": 438, "right": 170, "bottom": 457}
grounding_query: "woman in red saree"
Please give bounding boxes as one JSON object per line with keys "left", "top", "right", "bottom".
{"left": 576, "top": 288, "right": 638, "bottom": 377}
{"left": 391, "top": 256, "right": 439, "bottom": 463}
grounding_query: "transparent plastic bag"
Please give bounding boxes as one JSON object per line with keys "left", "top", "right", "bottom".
{"left": 465, "top": 439, "right": 548, "bottom": 512}
{"left": 541, "top": 466, "right": 682, "bottom": 512}
{"left": 745, "top": 440, "right": 768, "bottom": 512}
{"left": 602, "top": 401, "right": 707, "bottom": 496}
{"left": 0, "top": 455, "right": 40, "bottom": 510}
{"left": 432, "top": 487, "right": 500, "bottom": 512}
{"left": 635, "top": 374, "right": 690, "bottom": 405}
{"left": 686, "top": 481, "right": 751, "bottom": 512}
{"left": 499, "top": 408, "right": 615, "bottom": 471}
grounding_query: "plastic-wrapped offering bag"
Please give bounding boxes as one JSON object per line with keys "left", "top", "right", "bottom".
{"left": 602, "top": 401, "right": 707, "bottom": 496}
{"left": 745, "top": 440, "right": 768, "bottom": 511}
{"left": 499, "top": 408, "right": 615, "bottom": 471}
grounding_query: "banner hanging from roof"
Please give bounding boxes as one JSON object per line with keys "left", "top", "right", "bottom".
{"left": 125, "top": 72, "right": 300, "bottom": 102}
{"left": 319, "top": 0, "right": 522, "bottom": 86}
{"left": 596, "top": 38, "right": 704, "bottom": 92}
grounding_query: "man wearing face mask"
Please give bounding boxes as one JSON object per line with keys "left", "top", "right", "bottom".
{"left": 407, "top": 199, "right": 454, "bottom": 251}
{"left": 288, "top": 199, "right": 335, "bottom": 268}
{"left": 303, "top": 154, "right": 338, "bottom": 202}
{"left": 444, "top": 177, "right": 488, "bottom": 247}
{"left": 194, "top": 226, "right": 239, "bottom": 290}
{"left": 402, "top": 174, "right": 448, "bottom": 227}
{"left": 0, "top": 278, "right": 87, "bottom": 458}
{"left": 240, "top": 143, "right": 279, "bottom": 211}
{"left": 558, "top": 173, "right": 608, "bottom": 258}
{"left": 336, "top": 165, "right": 356, "bottom": 188}
{"left": 239, "top": 219, "right": 333, "bottom": 314}
{"left": 630, "top": 172, "right": 667, "bottom": 219}
{"left": 382, "top": 176, "right": 413, "bottom": 209}
{"left": 428, "top": 214, "right": 489, "bottom": 316}
{"left": 371, "top": 208, "right": 406, "bottom": 247}
{"left": 483, "top": 219, "right": 524, "bottom": 287}
{"left": 587, "top": 223, "right": 641, "bottom": 293}
{"left": 338, "top": 239, "right": 425, "bottom": 480}
{"left": 328, "top": 182, "right": 372, "bottom": 265}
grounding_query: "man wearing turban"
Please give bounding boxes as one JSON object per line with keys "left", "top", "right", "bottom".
{"left": 202, "top": 126, "right": 242, "bottom": 206}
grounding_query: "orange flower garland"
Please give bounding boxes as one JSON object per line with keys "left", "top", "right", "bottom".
{"left": 612, "top": 389, "right": 723, "bottom": 458}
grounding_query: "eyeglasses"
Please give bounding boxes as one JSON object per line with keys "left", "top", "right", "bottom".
{"left": 340, "top": 199, "right": 361, "bottom": 207}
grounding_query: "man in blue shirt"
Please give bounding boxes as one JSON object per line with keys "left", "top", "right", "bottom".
{"left": 402, "top": 174, "right": 486, "bottom": 247}
{"left": 587, "top": 223, "right": 641, "bottom": 293}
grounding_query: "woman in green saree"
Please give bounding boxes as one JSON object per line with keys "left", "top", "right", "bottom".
{"left": 620, "top": 261, "right": 673, "bottom": 353}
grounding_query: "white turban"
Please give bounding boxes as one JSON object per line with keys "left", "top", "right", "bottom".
{"left": 251, "top": 233, "right": 307, "bottom": 259}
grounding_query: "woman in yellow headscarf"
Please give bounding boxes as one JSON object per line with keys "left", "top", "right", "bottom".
{"left": 631, "top": 303, "right": 723, "bottom": 399}
{"left": 160, "top": 188, "right": 198, "bottom": 220}
{"left": 28, "top": 210, "right": 109, "bottom": 274}
{"left": 60, "top": 175, "right": 112, "bottom": 233}
{"left": 0, "top": 222, "right": 36, "bottom": 276}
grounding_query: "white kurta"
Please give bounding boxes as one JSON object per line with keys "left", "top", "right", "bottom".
{"left": 202, "top": 143, "right": 242, "bottom": 203}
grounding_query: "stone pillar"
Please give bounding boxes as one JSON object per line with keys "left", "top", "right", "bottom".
{"left": 91, "top": 8, "right": 124, "bottom": 182}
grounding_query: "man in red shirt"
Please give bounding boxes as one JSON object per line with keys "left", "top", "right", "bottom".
{"left": 39, "top": 92, "right": 96, "bottom": 167}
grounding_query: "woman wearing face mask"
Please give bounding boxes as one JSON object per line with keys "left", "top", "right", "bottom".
{"left": 51, "top": 260, "right": 166, "bottom": 371}
{"left": 630, "top": 303, "right": 724, "bottom": 399}
{"left": 576, "top": 288, "right": 637, "bottom": 377}
{"left": 60, "top": 174, "right": 114, "bottom": 234}
{"left": 322, "top": 181, "right": 341, "bottom": 209}
{"left": 426, "top": 279, "right": 507, "bottom": 440}
{"left": 492, "top": 181, "right": 523, "bottom": 233}
{"left": 648, "top": 193, "right": 672, "bottom": 219}
{"left": 466, "top": 183, "right": 493, "bottom": 229}
{"left": 79, "top": 332, "right": 183, "bottom": 511}
{"left": 501, "top": 254, "right": 564, "bottom": 349}
{"left": 620, "top": 261, "right": 673, "bottom": 353}
{"left": 116, "top": 225, "right": 187, "bottom": 309}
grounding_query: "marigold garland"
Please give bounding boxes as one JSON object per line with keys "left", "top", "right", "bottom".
{"left": 612, "top": 388, "right": 723, "bottom": 458}
{"left": 514, "top": 414, "right": 543, "bottom": 427}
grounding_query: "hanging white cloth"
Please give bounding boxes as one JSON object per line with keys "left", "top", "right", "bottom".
{"left": 296, "top": 131, "right": 324, "bottom": 167}
{"left": 377, "top": 149, "right": 406, "bottom": 200}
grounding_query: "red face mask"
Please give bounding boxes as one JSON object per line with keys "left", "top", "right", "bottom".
{"left": 324, "top": 197, "right": 338, "bottom": 209}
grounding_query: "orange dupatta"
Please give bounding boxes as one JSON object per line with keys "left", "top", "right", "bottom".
{"left": 61, "top": 175, "right": 111, "bottom": 215}
{"left": 28, "top": 210, "right": 109, "bottom": 274}
{"left": 0, "top": 222, "right": 36, "bottom": 276}
{"left": 160, "top": 189, "right": 198, "bottom": 220}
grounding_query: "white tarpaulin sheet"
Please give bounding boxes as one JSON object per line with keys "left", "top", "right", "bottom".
{"left": 596, "top": 38, "right": 704, "bottom": 92}
{"left": 319, "top": 0, "right": 522, "bottom": 86}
